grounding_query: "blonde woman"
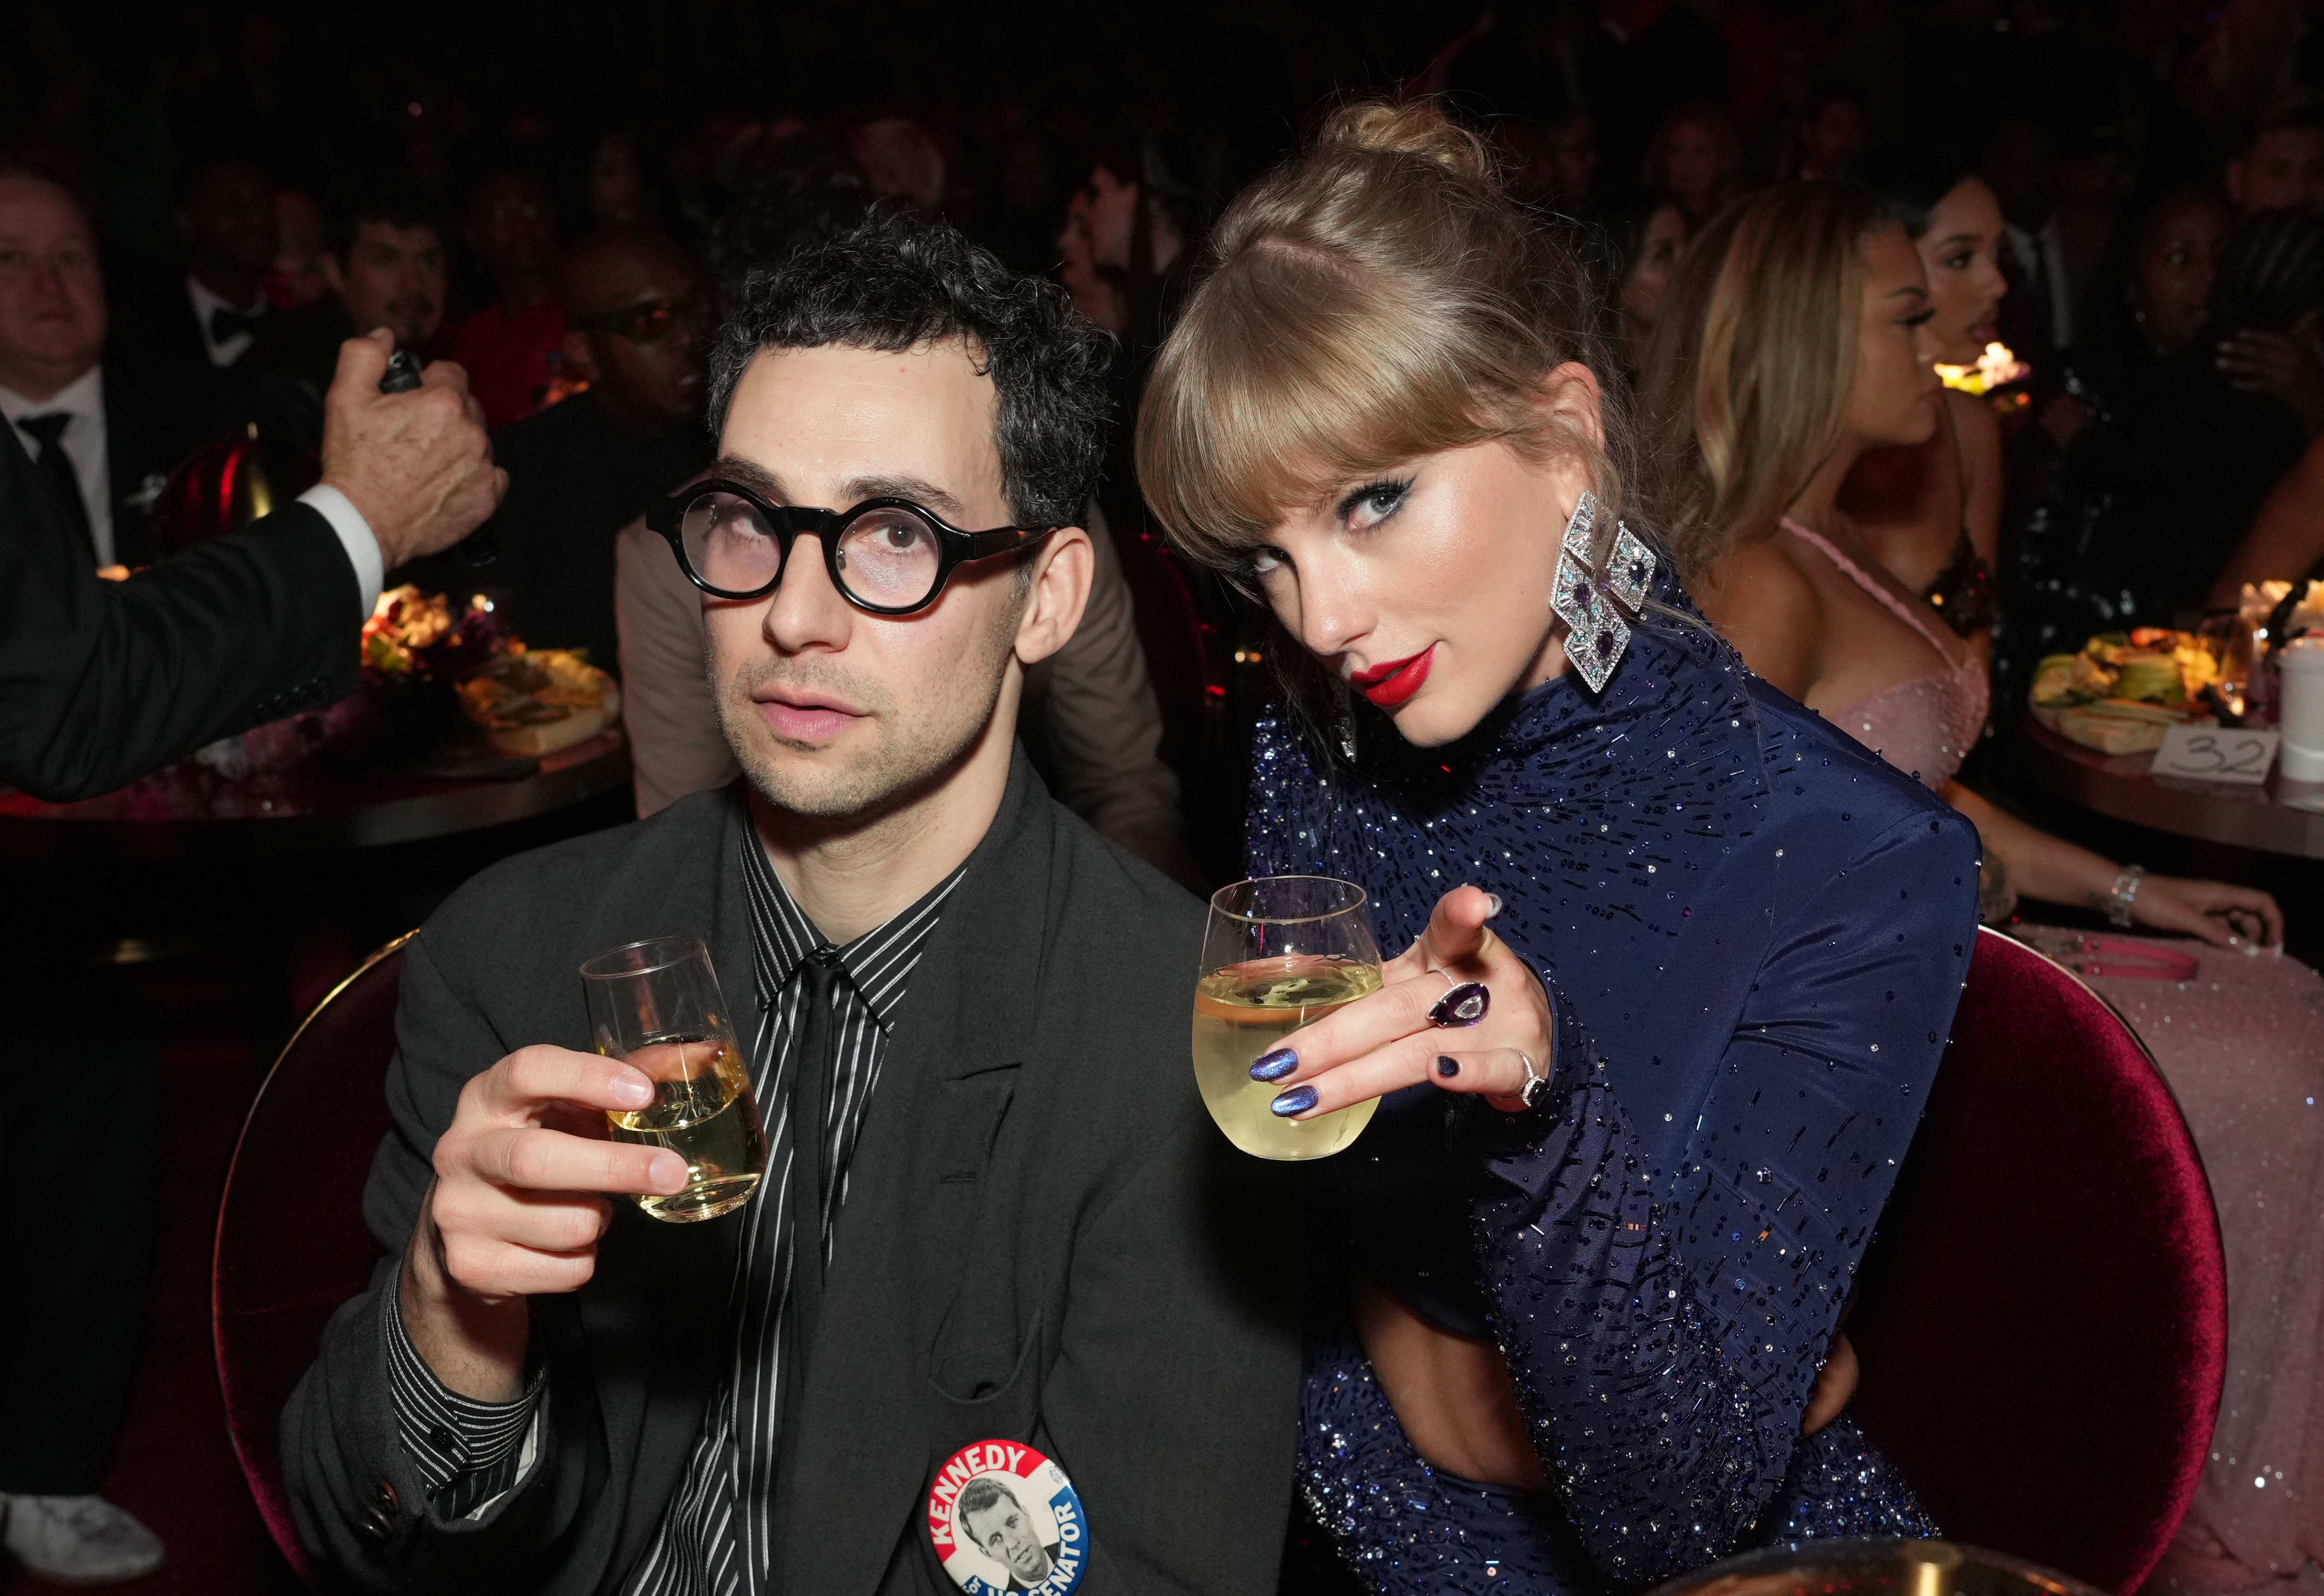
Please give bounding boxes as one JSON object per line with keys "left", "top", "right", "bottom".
{"left": 1137, "top": 104, "right": 1978, "bottom": 1592}
{"left": 1652, "top": 180, "right": 2324, "bottom": 1593}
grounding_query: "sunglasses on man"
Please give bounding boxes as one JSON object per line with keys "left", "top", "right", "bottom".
{"left": 575, "top": 292, "right": 706, "bottom": 346}
{"left": 646, "top": 479, "right": 1062, "bottom": 616}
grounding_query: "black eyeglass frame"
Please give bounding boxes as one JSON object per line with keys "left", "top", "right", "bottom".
{"left": 646, "top": 477, "right": 1063, "bottom": 616}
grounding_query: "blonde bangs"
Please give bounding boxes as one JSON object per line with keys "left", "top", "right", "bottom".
{"left": 1138, "top": 246, "right": 1509, "bottom": 567}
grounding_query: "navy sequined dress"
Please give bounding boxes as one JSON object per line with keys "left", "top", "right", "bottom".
{"left": 1245, "top": 590, "right": 1983, "bottom": 1593}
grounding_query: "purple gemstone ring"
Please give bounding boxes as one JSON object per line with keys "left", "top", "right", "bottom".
{"left": 1426, "top": 980, "right": 1490, "bottom": 1028}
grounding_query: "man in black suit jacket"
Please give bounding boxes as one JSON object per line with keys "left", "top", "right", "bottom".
{"left": 0, "top": 157, "right": 505, "bottom": 801}
{"left": 284, "top": 213, "right": 1299, "bottom": 1595}
{"left": 0, "top": 161, "right": 502, "bottom": 1586}
{"left": 107, "top": 155, "right": 281, "bottom": 377}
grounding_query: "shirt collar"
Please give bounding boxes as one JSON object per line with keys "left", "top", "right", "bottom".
{"left": 737, "top": 831, "right": 964, "bottom": 1031}
{"left": 0, "top": 364, "right": 103, "bottom": 427}
{"left": 186, "top": 272, "right": 266, "bottom": 321}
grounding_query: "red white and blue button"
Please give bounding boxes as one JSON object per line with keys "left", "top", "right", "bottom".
{"left": 926, "top": 1440, "right": 1086, "bottom": 1596}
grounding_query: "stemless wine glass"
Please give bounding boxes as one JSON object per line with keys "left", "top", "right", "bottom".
{"left": 581, "top": 935, "right": 766, "bottom": 1222}
{"left": 1192, "top": 876, "right": 1385, "bottom": 1160}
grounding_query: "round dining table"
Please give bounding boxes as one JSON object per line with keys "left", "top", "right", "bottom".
{"left": 2017, "top": 712, "right": 2324, "bottom": 860}
{"left": 0, "top": 727, "right": 631, "bottom": 862}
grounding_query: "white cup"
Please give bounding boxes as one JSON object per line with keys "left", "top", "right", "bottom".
{"left": 2280, "top": 636, "right": 2324, "bottom": 781}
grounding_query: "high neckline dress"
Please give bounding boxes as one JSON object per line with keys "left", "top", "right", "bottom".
{"left": 1248, "top": 576, "right": 1983, "bottom": 1593}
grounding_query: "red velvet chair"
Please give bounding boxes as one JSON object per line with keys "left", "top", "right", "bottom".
{"left": 213, "top": 932, "right": 412, "bottom": 1587}
{"left": 1849, "top": 926, "right": 2229, "bottom": 1592}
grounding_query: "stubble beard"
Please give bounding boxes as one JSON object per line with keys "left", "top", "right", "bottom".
{"left": 710, "top": 625, "right": 1016, "bottom": 828}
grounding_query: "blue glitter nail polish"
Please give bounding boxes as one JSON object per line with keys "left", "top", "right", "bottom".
{"left": 1435, "top": 1055, "right": 1459, "bottom": 1077}
{"left": 1249, "top": 1048, "right": 1298, "bottom": 1082}
{"left": 1246, "top": 564, "right": 1976, "bottom": 1586}
{"left": 1270, "top": 1084, "right": 1318, "bottom": 1116}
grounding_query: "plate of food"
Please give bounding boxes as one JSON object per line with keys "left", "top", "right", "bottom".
{"left": 455, "top": 649, "right": 621, "bottom": 757}
{"left": 2029, "top": 628, "right": 2220, "bottom": 754}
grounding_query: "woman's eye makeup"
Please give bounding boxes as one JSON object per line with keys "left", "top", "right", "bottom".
{"left": 1245, "top": 546, "right": 1286, "bottom": 577}
{"left": 1335, "top": 478, "right": 1413, "bottom": 530}
{"left": 1901, "top": 306, "right": 1937, "bottom": 329}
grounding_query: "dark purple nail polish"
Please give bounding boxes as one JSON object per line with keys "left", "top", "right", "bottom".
{"left": 1249, "top": 1048, "right": 1298, "bottom": 1082}
{"left": 1427, "top": 981, "right": 1491, "bottom": 1027}
{"left": 1270, "top": 1084, "right": 1319, "bottom": 1117}
{"left": 1436, "top": 1055, "right": 1459, "bottom": 1078}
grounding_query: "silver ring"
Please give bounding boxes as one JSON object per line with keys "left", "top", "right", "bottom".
{"left": 1426, "top": 967, "right": 1457, "bottom": 991}
{"left": 1516, "top": 1049, "right": 1549, "bottom": 1107}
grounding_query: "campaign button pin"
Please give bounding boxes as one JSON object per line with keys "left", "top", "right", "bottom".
{"left": 925, "top": 1439, "right": 1087, "bottom": 1596}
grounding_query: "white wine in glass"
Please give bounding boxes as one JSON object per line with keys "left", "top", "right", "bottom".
{"left": 581, "top": 936, "right": 766, "bottom": 1222}
{"left": 1194, "top": 876, "right": 1384, "bottom": 1160}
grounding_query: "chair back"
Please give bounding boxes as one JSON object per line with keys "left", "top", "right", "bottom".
{"left": 213, "top": 933, "right": 411, "bottom": 1587}
{"left": 1849, "top": 927, "right": 2227, "bottom": 1592}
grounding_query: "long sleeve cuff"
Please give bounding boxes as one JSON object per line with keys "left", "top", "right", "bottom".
{"left": 297, "top": 483, "right": 383, "bottom": 622}
{"left": 382, "top": 1282, "right": 544, "bottom": 1520}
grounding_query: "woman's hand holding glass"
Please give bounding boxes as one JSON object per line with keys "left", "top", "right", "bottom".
{"left": 1257, "top": 885, "right": 1554, "bottom": 1119}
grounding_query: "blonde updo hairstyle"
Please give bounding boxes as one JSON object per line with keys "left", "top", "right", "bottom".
{"left": 1136, "top": 99, "right": 1647, "bottom": 582}
{"left": 1643, "top": 179, "right": 1896, "bottom": 577}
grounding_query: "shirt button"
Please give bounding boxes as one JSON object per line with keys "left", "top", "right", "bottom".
{"left": 429, "top": 1426, "right": 457, "bottom": 1455}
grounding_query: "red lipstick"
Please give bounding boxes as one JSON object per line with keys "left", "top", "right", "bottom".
{"left": 1351, "top": 645, "right": 1434, "bottom": 709}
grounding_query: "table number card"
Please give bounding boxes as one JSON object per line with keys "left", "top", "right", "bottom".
{"left": 2148, "top": 726, "right": 2280, "bottom": 784}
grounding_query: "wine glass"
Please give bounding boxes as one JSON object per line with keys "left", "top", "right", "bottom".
{"left": 1193, "top": 876, "right": 1385, "bottom": 1160}
{"left": 580, "top": 936, "right": 766, "bottom": 1222}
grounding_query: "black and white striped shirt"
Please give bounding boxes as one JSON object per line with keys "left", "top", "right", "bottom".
{"left": 384, "top": 831, "right": 962, "bottom": 1591}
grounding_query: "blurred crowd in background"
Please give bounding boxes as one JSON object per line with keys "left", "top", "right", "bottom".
{"left": 10, "top": 0, "right": 2324, "bottom": 878}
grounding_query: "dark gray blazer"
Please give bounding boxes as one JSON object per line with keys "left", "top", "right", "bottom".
{"left": 282, "top": 758, "right": 1301, "bottom": 1595}
{"left": 0, "top": 419, "right": 355, "bottom": 802}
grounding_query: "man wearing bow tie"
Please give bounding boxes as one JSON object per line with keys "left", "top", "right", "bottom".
{"left": 178, "top": 157, "right": 277, "bottom": 368}
{"left": 108, "top": 155, "right": 278, "bottom": 376}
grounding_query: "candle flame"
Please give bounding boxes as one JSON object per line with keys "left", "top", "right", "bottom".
{"left": 1934, "top": 341, "right": 2030, "bottom": 395}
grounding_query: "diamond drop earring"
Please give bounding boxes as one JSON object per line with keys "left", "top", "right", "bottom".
{"left": 1549, "top": 490, "right": 1659, "bottom": 694}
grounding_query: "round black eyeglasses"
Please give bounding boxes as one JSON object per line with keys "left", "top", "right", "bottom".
{"left": 646, "top": 480, "right": 1062, "bottom": 616}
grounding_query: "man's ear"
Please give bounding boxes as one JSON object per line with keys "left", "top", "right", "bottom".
{"left": 561, "top": 328, "right": 601, "bottom": 383}
{"left": 1013, "top": 526, "right": 1094, "bottom": 667}
{"left": 319, "top": 252, "right": 346, "bottom": 301}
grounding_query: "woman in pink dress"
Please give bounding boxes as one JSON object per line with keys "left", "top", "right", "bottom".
{"left": 1645, "top": 179, "right": 2324, "bottom": 1594}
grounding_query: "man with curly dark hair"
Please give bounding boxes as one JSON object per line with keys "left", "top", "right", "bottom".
{"left": 283, "top": 211, "right": 1299, "bottom": 1596}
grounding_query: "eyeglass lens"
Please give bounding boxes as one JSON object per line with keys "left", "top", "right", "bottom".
{"left": 679, "top": 492, "right": 944, "bottom": 608}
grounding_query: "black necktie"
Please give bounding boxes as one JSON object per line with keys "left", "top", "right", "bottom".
{"left": 19, "top": 412, "right": 96, "bottom": 564}
{"left": 788, "top": 948, "right": 844, "bottom": 1304}
{"left": 756, "top": 946, "right": 845, "bottom": 1586}
{"left": 209, "top": 304, "right": 263, "bottom": 346}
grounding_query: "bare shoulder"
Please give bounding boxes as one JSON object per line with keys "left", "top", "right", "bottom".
{"left": 1696, "top": 537, "right": 1824, "bottom": 698}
